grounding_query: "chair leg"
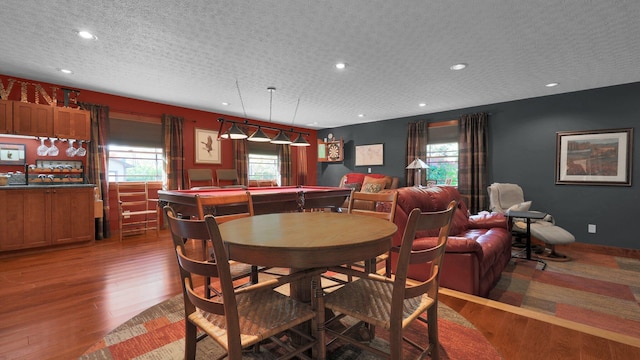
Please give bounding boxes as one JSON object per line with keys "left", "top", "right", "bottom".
{"left": 312, "top": 274, "right": 326, "bottom": 360}
{"left": 389, "top": 327, "right": 403, "bottom": 360}
{"left": 250, "top": 265, "right": 259, "bottom": 284}
{"left": 185, "top": 319, "right": 197, "bottom": 360}
{"left": 427, "top": 304, "right": 439, "bottom": 360}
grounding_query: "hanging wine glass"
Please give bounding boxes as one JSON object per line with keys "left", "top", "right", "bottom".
{"left": 76, "top": 140, "right": 86, "bottom": 157}
{"left": 47, "top": 138, "right": 59, "bottom": 156}
{"left": 66, "top": 139, "right": 77, "bottom": 157}
{"left": 37, "top": 138, "right": 49, "bottom": 156}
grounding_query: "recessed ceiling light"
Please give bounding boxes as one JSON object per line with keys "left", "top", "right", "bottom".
{"left": 545, "top": 82, "right": 559, "bottom": 87}
{"left": 335, "top": 62, "right": 347, "bottom": 70}
{"left": 76, "top": 30, "right": 97, "bottom": 40}
{"left": 222, "top": 102, "right": 230, "bottom": 106}
{"left": 419, "top": 103, "right": 427, "bottom": 107}
{"left": 450, "top": 63, "right": 467, "bottom": 71}
{"left": 58, "top": 68, "right": 73, "bottom": 74}
{"left": 357, "top": 114, "right": 365, "bottom": 118}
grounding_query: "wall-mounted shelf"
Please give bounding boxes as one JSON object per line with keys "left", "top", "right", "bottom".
{"left": 27, "top": 159, "right": 85, "bottom": 184}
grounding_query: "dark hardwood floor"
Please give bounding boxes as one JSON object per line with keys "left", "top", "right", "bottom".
{"left": 1, "top": 230, "right": 639, "bottom": 360}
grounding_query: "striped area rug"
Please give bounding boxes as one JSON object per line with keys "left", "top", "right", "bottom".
{"left": 79, "top": 293, "right": 502, "bottom": 359}
{"left": 488, "top": 248, "right": 640, "bottom": 339}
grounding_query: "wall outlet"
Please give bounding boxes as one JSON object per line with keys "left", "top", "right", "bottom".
{"left": 588, "top": 224, "right": 596, "bottom": 233}
{"left": 367, "top": 167, "right": 372, "bottom": 173}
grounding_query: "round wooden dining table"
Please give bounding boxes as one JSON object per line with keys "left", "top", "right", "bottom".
{"left": 219, "top": 211, "right": 397, "bottom": 359}
{"left": 218, "top": 211, "right": 398, "bottom": 269}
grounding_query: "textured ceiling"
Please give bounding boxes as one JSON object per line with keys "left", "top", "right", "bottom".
{"left": 1, "top": 1, "right": 640, "bottom": 129}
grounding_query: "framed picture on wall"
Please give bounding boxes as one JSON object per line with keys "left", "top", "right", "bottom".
{"left": 0, "top": 143, "right": 26, "bottom": 165}
{"left": 355, "top": 143, "right": 384, "bottom": 166}
{"left": 194, "top": 128, "right": 222, "bottom": 164}
{"left": 556, "top": 128, "right": 633, "bottom": 186}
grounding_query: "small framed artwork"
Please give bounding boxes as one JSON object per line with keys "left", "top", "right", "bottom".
{"left": 0, "top": 143, "right": 26, "bottom": 165}
{"left": 355, "top": 143, "right": 384, "bottom": 166}
{"left": 195, "top": 128, "right": 221, "bottom": 164}
{"left": 556, "top": 128, "right": 633, "bottom": 186}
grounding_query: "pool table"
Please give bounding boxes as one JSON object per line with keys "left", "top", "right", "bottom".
{"left": 157, "top": 186, "right": 352, "bottom": 218}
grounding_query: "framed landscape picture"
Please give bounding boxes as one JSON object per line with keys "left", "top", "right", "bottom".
{"left": 355, "top": 144, "right": 384, "bottom": 166}
{"left": 556, "top": 128, "right": 633, "bottom": 186}
{"left": 194, "top": 128, "right": 221, "bottom": 164}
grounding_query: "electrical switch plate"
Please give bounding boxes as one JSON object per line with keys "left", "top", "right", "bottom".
{"left": 368, "top": 168, "right": 372, "bottom": 173}
{"left": 588, "top": 224, "right": 596, "bottom": 233}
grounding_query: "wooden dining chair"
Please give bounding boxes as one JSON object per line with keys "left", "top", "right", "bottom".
{"left": 187, "top": 168, "right": 214, "bottom": 189}
{"left": 195, "top": 191, "right": 263, "bottom": 283}
{"left": 323, "top": 190, "right": 398, "bottom": 287}
{"left": 215, "top": 168, "right": 239, "bottom": 187}
{"left": 165, "top": 208, "right": 319, "bottom": 359}
{"left": 347, "top": 190, "right": 398, "bottom": 275}
{"left": 321, "top": 201, "right": 457, "bottom": 360}
{"left": 164, "top": 206, "right": 253, "bottom": 298}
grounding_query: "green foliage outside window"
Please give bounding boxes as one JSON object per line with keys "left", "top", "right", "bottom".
{"left": 426, "top": 143, "right": 458, "bottom": 186}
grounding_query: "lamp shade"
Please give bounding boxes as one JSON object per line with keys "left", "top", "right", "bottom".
{"left": 270, "top": 130, "right": 292, "bottom": 144}
{"left": 247, "top": 127, "right": 271, "bottom": 142}
{"left": 406, "top": 158, "right": 427, "bottom": 169}
{"left": 220, "top": 123, "right": 247, "bottom": 140}
{"left": 290, "top": 133, "right": 310, "bottom": 147}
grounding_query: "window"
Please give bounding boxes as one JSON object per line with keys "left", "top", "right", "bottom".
{"left": 248, "top": 153, "right": 279, "bottom": 183}
{"left": 108, "top": 145, "right": 164, "bottom": 182}
{"left": 108, "top": 115, "right": 163, "bottom": 182}
{"left": 426, "top": 142, "right": 458, "bottom": 186}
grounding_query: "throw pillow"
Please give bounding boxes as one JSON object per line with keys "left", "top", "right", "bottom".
{"left": 345, "top": 173, "right": 366, "bottom": 184}
{"left": 361, "top": 176, "right": 387, "bottom": 193}
{"left": 342, "top": 182, "right": 362, "bottom": 192}
{"left": 507, "top": 201, "right": 532, "bottom": 212}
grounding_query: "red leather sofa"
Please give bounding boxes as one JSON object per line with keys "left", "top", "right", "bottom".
{"left": 389, "top": 186, "right": 511, "bottom": 297}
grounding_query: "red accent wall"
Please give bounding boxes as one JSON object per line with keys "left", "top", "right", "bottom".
{"left": 0, "top": 74, "right": 318, "bottom": 183}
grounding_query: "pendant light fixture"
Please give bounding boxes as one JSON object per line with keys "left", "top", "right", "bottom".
{"left": 247, "top": 126, "right": 271, "bottom": 142}
{"left": 220, "top": 79, "right": 248, "bottom": 140}
{"left": 289, "top": 97, "right": 310, "bottom": 147}
{"left": 221, "top": 123, "right": 248, "bottom": 139}
{"left": 266, "top": 87, "right": 292, "bottom": 145}
{"left": 217, "top": 82, "right": 310, "bottom": 144}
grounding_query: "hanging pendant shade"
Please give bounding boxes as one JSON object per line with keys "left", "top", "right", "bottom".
{"left": 247, "top": 127, "right": 271, "bottom": 142}
{"left": 220, "top": 123, "right": 247, "bottom": 139}
{"left": 290, "top": 133, "right": 310, "bottom": 146}
{"left": 270, "top": 130, "right": 292, "bottom": 144}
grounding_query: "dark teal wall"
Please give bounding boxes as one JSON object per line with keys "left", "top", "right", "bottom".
{"left": 318, "top": 82, "right": 639, "bottom": 249}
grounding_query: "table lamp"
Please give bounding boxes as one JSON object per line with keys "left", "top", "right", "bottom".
{"left": 406, "top": 158, "right": 427, "bottom": 187}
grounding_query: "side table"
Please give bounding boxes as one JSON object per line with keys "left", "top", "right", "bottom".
{"left": 505, "top": 210, "right": 548, "bottom": 269}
